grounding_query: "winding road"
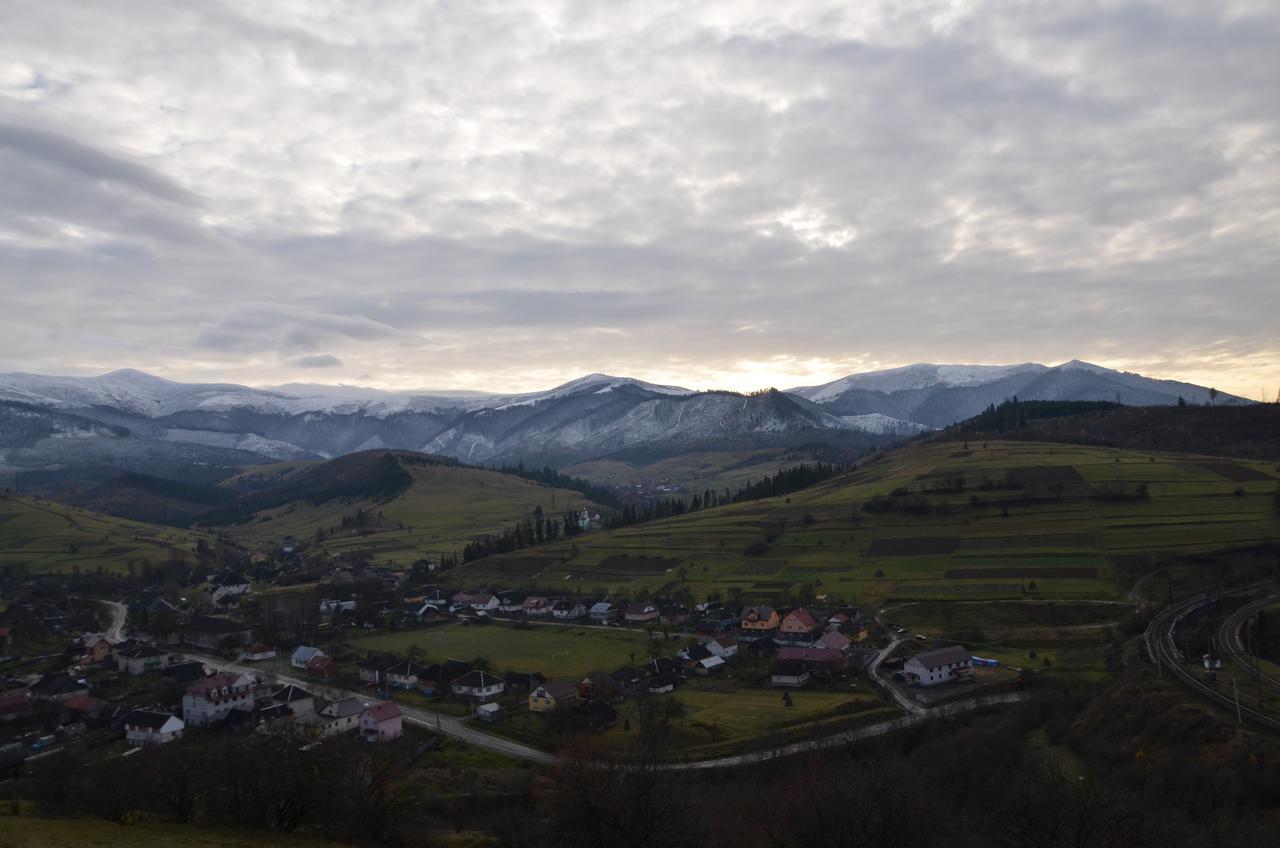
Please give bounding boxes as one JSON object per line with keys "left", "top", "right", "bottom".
{"left": 181, "top": 649, "right": 1028, "bottom": 769}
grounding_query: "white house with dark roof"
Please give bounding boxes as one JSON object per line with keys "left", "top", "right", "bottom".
{"left": 124, "top": 709, "right": 184, "bottom": 745}
{"left": 316, "top": 697, "right": 365, "bottom": 736}
{"left": 451, "top": 670, "right": 505, "bottom": 703}
{"left": 903, "top": 646, "right": 973, "bottom": 687}
{"left": 270, "top": 684, "right": 316, "bottom": 717}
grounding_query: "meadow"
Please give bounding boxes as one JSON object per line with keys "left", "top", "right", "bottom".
{"left": 345, "top": 620, "right": 667, "bottom": 679}
{"left": 222, "top": 462, "right": 595, "bottom": 566}
{"left": 0, "top": 493, "right": 210, "bottom": 575}
{"left": 461, "top": 440, "right": 1280, "bottom": 607}
{"left": 0, "top": 813, "right": 341, "bottom": 848}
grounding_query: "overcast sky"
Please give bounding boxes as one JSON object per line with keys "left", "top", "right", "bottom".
{"left": 1, "top": 1, "right": 1277, "bottom": 398}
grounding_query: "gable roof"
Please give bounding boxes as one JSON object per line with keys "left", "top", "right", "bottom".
{"left": 292, "top": 646, "right": 322, "bottom": 662}
{"left": 783, "top": 608, "right": 818, "bottom": 629}
{"left": 271, "top": 684, "right": 314, "bottom": 703}
{"left": 321, "top": 697, "right": 365, "bottom": 719}
{"left": 909, "top": 645, "right": 971, "bottom": 670}
{"left": 454, "top": 670, "right": 501, "bottom": 689}
{"left": 187, "top": 672, "right": 252, "bottom": 699}
{"left": 772, "top": 659, "right": 809, "bottom": 676}
{"left": 536, "top": 680, "right": 579, "bottom": 700}
{"left": 815, "top": 631, "right": 851, "bottom": 651}
{"left": 124, "top": 709, "right": 180, "bottom": 730}
{"left": 363, "top": 702, "right": 401, "bottom": 722}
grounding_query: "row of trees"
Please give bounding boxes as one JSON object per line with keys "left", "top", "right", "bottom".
{"left": 461, "top": 505, "right": 587, "bottom": 562}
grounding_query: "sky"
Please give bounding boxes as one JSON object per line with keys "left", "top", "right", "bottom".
{"left": 0, "top": 1, "right": 1277, "bottom": 399}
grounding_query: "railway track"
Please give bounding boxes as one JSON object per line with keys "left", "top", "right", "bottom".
{"left": 1143, "top": 583, "right": 1280, "bottom": 732}
{"left": 1217, "top": 593, "right": 1280, "bottom": 693}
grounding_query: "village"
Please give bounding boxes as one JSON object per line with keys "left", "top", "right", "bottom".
{"left": 0, "top": 550, "right": 1026, "bottom": 778}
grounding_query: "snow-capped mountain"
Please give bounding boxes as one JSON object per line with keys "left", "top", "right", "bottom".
{"left": 0, "top": 361, "right": 1246, "bottom": 489}
{"left": 790, "top": 360, "right": 1244, "bottom": 428}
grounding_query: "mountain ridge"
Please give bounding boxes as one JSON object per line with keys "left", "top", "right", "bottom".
{"left": 0, "top": 361, "right": 1250, "bottom": 490}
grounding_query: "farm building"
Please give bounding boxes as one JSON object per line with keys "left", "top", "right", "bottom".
{"left": 903, "top": 646, "right": 973, "bottom": 687}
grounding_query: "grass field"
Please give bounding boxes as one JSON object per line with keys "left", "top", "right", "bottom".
{"left": 0, "top": 814, "right": 341, "bottom": 847}
{"left": 0, "top": 493, "right": 211, "bottom": 575}
{"left": 221, "top": 462, "right": 596, "bottom": 566}
{"left": 464, "top": 440, "right": 1280, "bottom": 606}
{"left": 345, "top": 621, "right": 668, "bottom": 678}
{"left": 565, "top": 448, "right": 823, "bottom": 497}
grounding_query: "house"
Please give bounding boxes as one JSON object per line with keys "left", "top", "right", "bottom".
{"left": 624, "top": 603, "right": 659, "bottom": 624}
{"left": 682, "top": 643, "right": 712, "bottom": 663}
{"left": 360, "top": 702, "right": 403, "bottom": 742}
{"left": 453, "top": 591, "right": 499, "bottom": 612}
{"left": 182, "top": 672, "right": 257, "bottom": 726}
{"left": 504, "top": 671, "right": 547, "bottom": 693}
{"left": 79, "top": 634, "right": 113, "bottom": 664}
{"left": 292, "top": 646, "right": 324, "bottom": 669}
{"left": 270, "top": 684, "right": 316, "bottom": 717}
{"left": 529, "top": 680, "right": 579, "bottom": 712}
{"left": 645, "top": 656, "right": 679, "bottom": 678}
{"left": 771, "top": 659, "right": 811, "bottom": 688}
{"left": 476, "top": 702, "right": 503, "bottom": 723}
{"left": 451, "top": 670, "right": 504, "bottom": 702}
{"left": 741, "top": 606, "right": 779, "bottom": 637}
{"left": 588, "top": 601, "right": 617, "bottom": 624}
{"left": 903, "top": 646, "right": 973, "bottom": 687}
{"left": 123, "top": 710, "right": 184, "bottom": 746}
{"left": 777, "top": 646, "right": 845, "bottom": 669}
{"left": 210, "top": 570, "right": 251, "bottom": 606}
{"left": 357, "top": 653, "right": 399, "bottom": 686}
{"left": 522, "top": 596, "right": 552, "bottom": 617}
{"left": 28, "top": 673, "right": 89, "bottom": 704}
{"left": 306, "top": 654, "right": 339, "bottom": 680}
{"left": 695, "top": 610, "right": 739, "bottom": 635}
{"left": 552, "top": 599, "right": 587, "bottom": 621}
{"left": 416, "top": 665, "right": 443, "bottom": 696}
{"left": 695, "top": 655, "right": 726, "bottom": 675}
{"left": 319, "top": 599, "right": 357, "bottom": 615}
{"left": 813, "top": 630, "right": 852, "bottom": 654}
{"left": 647, "top": 672, "right": 678, "bottom": 694}
{"left": 660, "top": 605, "right": 691, "bottom": 627}
{"left": 115, "top": 644, "right": 172, "bottom": 675}
{"left": 316, "top": 697, "right": 365, "bottom": 736}
{"left": 496, "top": 592, "right": 526, "bottom": 614}
{"left": 778, "top": 609, "right": 819, "bottom": 645}
{"left": 386, "top": 660, "right": 429, "bottom": 689}
{"left": 240, "top": 643, "right": 276, "bottom": 662}
{"left": 573, "top": 698, "right": 617, "bottom": 732}
{"left": 707, "top": 636, "right": 738, "bottom": 658}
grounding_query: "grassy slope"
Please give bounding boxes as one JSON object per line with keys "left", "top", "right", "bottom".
{"left": 222, "top": 462, "right": 598, "bottom": 566}
{"left": 0, "top": 815, "right": 340, "bottom": 847}
{"left": 0, "top": 493, "right": 211, "bottom": 574}
{"left": 461, "top": 440, "right": 1280, "bottom": 606}
{"left": 565, "top": 449, "right": 821, "bottom": 496}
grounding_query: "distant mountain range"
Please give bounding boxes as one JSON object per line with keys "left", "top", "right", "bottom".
{"left": 0, "top": 361, "right": 1247, "bottom": 489}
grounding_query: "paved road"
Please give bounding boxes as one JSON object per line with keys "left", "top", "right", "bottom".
{"left": 102, "top": 599, "right": 128, "bottom": 642}
{"left": 185, "top": 650, "right": 1028, "bottom": 769}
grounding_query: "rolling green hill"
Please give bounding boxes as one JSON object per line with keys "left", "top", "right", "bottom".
{"left": 457, "top": 439, "right": 1280, "bottom": 606}
{"left": 217, "top": 451, "right": 601, "bottom": 565}
{"left": 0, "top": 492, "right": 212, "bottom": 575}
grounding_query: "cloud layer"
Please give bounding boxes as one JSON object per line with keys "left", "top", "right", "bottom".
{"left": 1, "top": 1, "right": 1277, "bottom": 398}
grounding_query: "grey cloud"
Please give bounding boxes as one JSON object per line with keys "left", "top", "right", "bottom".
{"left": 289, "top": 353, "right": 343, "bottom": 368}
{"left": 0, "top": 123, "right": 200, "bottom": 206}
{"left": 0, "top": 1, "right": 1275, "bottom": 395}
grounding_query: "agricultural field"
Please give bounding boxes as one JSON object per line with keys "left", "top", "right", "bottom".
{"left": 221, "top": 461, "right": 597, "bottom": 567}
{"left": 345, "top": 620, "right": 669, "bottom": 679}
{"left": 485, "top": 674, "right": 894, "bottom": 758}
{"left": 565, "top": 448, "right": 828, "bottom": 498}
{"left": 887, "top": 599, "right": 1130, "bottom": 684}
{"left": 459, "top": 440, "right": 1280, "bottom": 607}
{"left": 0, "top": 493, "right": 211, "bottom": 575}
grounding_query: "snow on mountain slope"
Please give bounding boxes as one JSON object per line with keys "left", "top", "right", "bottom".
{"left": 792, "top": 363, "right": 1047, "bottom": 401}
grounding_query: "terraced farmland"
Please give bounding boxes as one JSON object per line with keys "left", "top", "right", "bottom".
{"left": 461, "top": 440, "right": 1280, "bottom": 606}
{"left": 0, "top": 493, "right": 211, "bottom": 575}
